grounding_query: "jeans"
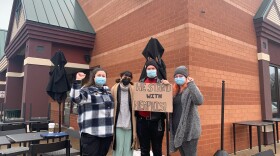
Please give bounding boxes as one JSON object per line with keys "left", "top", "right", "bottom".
{"left": 81, "top": 133, "right": 113, "bottom": 156}
{"left": 136, "top": 118, "right": 165, "bottom": 156}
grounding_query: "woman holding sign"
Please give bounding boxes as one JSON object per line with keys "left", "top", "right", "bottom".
{"left": 111, "top": 71, "right": 137, "bottom": 156}
{"left": 136, "top": 59, "right": 170, "bottom": 156}
{"left": 169, "top": 66, "right": 204, "bottom": 156}
{"left": 70, "top": 68, "right": 114, "bottom": 156}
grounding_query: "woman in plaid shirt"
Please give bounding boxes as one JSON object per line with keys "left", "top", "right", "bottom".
{"left": 70, "top": 68, "right": 114, "bottom": 156}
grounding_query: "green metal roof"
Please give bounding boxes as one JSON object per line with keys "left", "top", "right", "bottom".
{"left": 20, "top": 0, "right": 95, "bottom": 34}
{"left": 0, "top": 30, "right": 7, "bottom": 59}
{"left": 254, "top": 0, "right": 274, "bottom": 20}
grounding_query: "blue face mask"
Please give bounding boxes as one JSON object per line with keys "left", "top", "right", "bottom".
{"left": 146, "top": 70, "right": 157, "bottom": 78}
{"left": 95, "top": 76, "right": 106, "bottom": 86}
{"left": 175, "top": 77, "right": 186, "bottom": 85}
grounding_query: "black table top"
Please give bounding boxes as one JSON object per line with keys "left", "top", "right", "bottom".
{"left": 6, "top": 132, "right": 45, "bottom": 143}
{"left": 264, "top": 118, "right": 280, "bottom": 122}
{"left": 0, "top": 136, "right": 11, "bottom": 145}
{"left": 233, "top": 121, "right": 274, "bottom": 126}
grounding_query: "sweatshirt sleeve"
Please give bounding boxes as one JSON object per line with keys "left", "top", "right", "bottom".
{"left": 187, "top": 81, "right": 204, "bottom": 105}
{"left": 69, "top": 80, "right": 87, "bottom": 104}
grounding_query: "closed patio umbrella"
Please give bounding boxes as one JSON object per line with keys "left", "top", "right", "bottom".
{"left": 139, "top": 37, "right": 167, "bottom": 80}
{"left": 46, "top": 51, "right": 70, "bottom": 132}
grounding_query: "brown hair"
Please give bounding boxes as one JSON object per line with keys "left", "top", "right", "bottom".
{"left": 84, "top": 68, "right": 107, "bottom": 87}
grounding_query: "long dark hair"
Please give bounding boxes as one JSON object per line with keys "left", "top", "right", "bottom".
{"left": 115, "top": 71, "right": 133, "bottom": 85}
{"left": 84, "top": 68, "right": 107, "bottom": 87}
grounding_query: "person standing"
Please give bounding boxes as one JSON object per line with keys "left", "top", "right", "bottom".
{"left": 111, "top": 71, "right": 137, "bottom": 156}
{"left": 70, "top": 68, "right": 114, "bottom": 156}
{"left": 170, "top": 66, "right": 204, "bottom": 156}
{"left": 136, "top": 59, "right": 169, "bottom": 156}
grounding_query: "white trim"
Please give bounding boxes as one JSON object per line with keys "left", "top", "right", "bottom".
{"left": 65, "top": 63, "right": 89, "bottom": 69}
{"left": 0, "top": 81, "right": 6, "bottom": 85}
{"left": 0, "top": 57, "right": 8, "bottom": 72}
{"left": 24, "top": 57, "right": 52, "bottom": 66}
{"left": 6, "top": 72, "right": 24, "bottom": 77}
{"left": 257, "top": 53, "right": 270, "bottom": 61}
{"left": 24, "top": 57, "right": 89, "bottom": 69}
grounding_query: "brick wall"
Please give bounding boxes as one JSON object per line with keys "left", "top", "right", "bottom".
{"left": 75, "top": 0, "right": 264, "bottom": 155}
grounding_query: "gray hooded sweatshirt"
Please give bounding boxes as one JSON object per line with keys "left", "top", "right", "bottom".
{"left": 169, "top": 81, "right": 204, "bottom": 153}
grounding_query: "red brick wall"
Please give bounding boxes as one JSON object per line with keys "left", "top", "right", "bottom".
{"left": 76, "top": 0, "right": 264, "bottom": 155}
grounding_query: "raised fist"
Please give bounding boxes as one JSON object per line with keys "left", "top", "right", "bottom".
{"left": 76, "top": 72, "right": 86, "bottom": 81}
{"left": 187, "top": 76, "right": 194, "bottom": 83}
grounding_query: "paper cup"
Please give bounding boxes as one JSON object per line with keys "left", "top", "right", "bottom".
{"left": 48, "top": 123, "right": 55, "bottom": 133}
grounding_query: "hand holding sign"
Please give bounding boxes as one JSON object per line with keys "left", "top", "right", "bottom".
{"left": 161, "top": 79, "right": 170, "bottom": 85}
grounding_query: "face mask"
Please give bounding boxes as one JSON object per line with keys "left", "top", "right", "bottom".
{"left": 146, "top": 70, "right": 157, "bottom": 78}
{"left": 175, "top": 77, "right": 186, "bottom": 85}
{"left": 95, "top": 76, "right": 106, "bottom": 86}
{"left": 122, "top": 78, "right": 131, "bottom": 86}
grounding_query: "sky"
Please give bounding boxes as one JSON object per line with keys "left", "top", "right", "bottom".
{"left": 0, "top": 0, "right": 14, "bottom": 30}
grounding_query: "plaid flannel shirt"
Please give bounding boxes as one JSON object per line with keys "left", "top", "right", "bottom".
{"left": 70, "top": 81, "right": 114, "bottom": 137}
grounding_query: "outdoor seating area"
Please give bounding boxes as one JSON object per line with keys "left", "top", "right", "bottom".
{"left": 233, "top": 119, "right": 280, "bottom": 155}
{"left": 0, "top": 102, "right": 82, "bottom": 156}
{"left": 0, "top": 122, "right": 80, "bottom": 156}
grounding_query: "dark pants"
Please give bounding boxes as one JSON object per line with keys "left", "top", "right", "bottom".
{"left": 136, "top": 118, "right": 165, "bottom": 156}
{"left": 81, "top": 133, "right": 113, "bottom": 156}
{"left": 178, "top": 139, "right": 198, "bottom": 156}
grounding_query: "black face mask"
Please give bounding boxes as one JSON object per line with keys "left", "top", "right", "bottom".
{"left": 122, "top": 78, "right": 131, "bottom": 86}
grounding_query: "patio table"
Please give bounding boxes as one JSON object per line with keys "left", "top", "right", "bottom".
{"left": 0, "top": 136, "right": 11, "bottom": 145}
{"left": 6, "top": 132, "right": 45, "bottom": 146}
{"left": 264, "top": 118, "right": 280, "bottom": 143}
{"left": 233, "top": 121, "right": 276, "bottom": 155}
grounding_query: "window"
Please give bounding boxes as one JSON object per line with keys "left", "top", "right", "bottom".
{"left": 15, "top": 1, "right": 22, "bottom": 27}
{"left": 270, "top": 65, "right": 280, "bottom": 117}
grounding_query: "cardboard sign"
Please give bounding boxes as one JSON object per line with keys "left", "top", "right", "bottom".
{"left": 133, "top": 82, "right": 173, "bottom": 112}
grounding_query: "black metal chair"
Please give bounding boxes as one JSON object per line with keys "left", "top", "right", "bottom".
{"left": 42, "top": 128, "right": 80, "bottom": 156}
{"left": 253, "top": 149, "right": 275, "bottom": 156}
{"left": 2, "top": 103, "right": 26, "bottom": 123}
{"left": 28, "top": 103, "right": 51, "bottom": 132}
{"left": 29, "top": 140, "right": 71, "bottom": 156}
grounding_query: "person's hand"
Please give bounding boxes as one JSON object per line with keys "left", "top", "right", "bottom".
{"left": 187, "top": 76, "right": 194, "bottom": 83}
{"left": 161, "top": 79, "right": 170, "bottom": 85}
{"left": 76, "top": 72, "right": 86, "bottom": 81}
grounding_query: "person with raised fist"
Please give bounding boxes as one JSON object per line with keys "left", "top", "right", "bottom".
{"left": 70, "top": 67, "right": 114, "bottom": 156}
{"left": 169, "top": 66, "right": 204, "bottom": 156}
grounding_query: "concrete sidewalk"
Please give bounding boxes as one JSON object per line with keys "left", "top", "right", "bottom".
{"left": 229, "top": 143, "right": 280, "bottom": 156}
